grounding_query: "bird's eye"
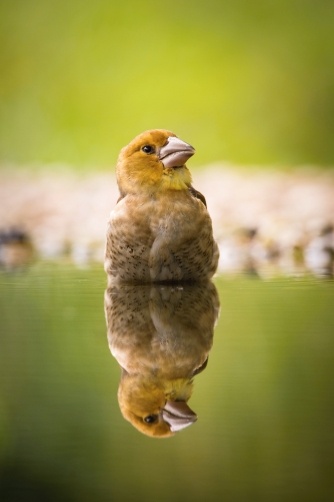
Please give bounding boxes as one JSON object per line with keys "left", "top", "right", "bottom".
{"left": 144, "top": 414, "right": 158, "bottom": 424}
{"left": 142, "top": 145, "right": 154, "bottom": 154}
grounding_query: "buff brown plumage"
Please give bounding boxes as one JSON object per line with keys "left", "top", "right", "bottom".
{"left": 104, "top": 282, "right": 220, "bottom": 437}
{"left": 105, "top": 129, "right": 219, "bottom": 283}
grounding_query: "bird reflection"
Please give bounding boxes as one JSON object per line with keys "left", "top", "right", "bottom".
{"left": 104, "top": 281, "right": 220, "bottom": 438}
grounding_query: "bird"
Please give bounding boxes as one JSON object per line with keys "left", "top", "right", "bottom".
{"left": 104, "top": 281, "right": 220, "bottom": 437}
{"left": 105, "top": 129, "right": 219, "bottom": 283}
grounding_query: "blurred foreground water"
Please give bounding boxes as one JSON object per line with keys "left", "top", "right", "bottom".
{"left": 0, "top": 264, "right": 333, "bottom": 501}
{"left": 1, "top": 166, "right": 334, "bottom": 277}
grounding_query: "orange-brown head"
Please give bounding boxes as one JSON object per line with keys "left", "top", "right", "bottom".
{"left": 118, "top": 374, "right": 197, "bottom": 438}
{"left": 116, "top": 129, "right": 195, "bottom": 196}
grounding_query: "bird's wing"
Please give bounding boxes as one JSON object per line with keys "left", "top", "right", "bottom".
{"left": 192, "top": 357, "right": 209, "bottom": 376}
{"left": 116, "top": 194, "right": 125, "bottom": 204}
{"left": 188, "top": 186, "right": 207, "bottom": 207}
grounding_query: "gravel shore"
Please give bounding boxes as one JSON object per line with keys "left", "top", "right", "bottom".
{"left": 1, "top": 166, "right": 334, "bottom": 276}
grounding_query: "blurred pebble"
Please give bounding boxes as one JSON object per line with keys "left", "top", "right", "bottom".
{"left": 304, "top": 225, "right": 334, "bottom": 277}
{"left": 0, "top": 229, "right": 34, "bottom": 270}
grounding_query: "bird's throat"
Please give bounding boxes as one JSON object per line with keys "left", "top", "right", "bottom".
{"left": 160, "top": 166, "right": 192, "bottom": 191}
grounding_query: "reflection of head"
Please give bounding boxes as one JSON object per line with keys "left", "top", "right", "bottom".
{"left": 118, "top": 375, "right": 196, "bottom": 438}
{"left": 104, "top": 282, "right": 220, "bottom": 437}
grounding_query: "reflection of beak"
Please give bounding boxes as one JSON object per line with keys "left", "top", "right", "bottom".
{"left": 162, "top": 400, "right": 197, "bottom": 432}
{"left": 159, "top": 136, "right": 195, "bottom": 168}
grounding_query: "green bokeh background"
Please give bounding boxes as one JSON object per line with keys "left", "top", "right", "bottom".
{"left": 1, "top": 0, "right": 334, "bottom": 168}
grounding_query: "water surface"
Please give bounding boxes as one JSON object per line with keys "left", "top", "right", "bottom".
{"left": 0, "top": 265, "right": 333, "bottom": 501}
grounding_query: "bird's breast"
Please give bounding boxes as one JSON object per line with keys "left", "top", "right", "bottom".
{"left": 105, "top": 191, "right": 218, "bottom": 282}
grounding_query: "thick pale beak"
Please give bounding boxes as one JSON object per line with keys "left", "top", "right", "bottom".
{"left": 159, "top": 136, "right": 195, "bottom": 168}
{"left": 162, "top": 400, "right": 197, "bottom": 432}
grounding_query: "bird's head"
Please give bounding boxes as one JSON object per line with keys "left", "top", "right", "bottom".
{"left": 116, "top": 129, "right": 195, "bottom": 196}
{"left": 118, "top": 374, "right": 197, "bottom": 438}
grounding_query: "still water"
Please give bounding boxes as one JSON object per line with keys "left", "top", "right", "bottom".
{"left": 0, "top": 264, "right": 333, "bottom": 501}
